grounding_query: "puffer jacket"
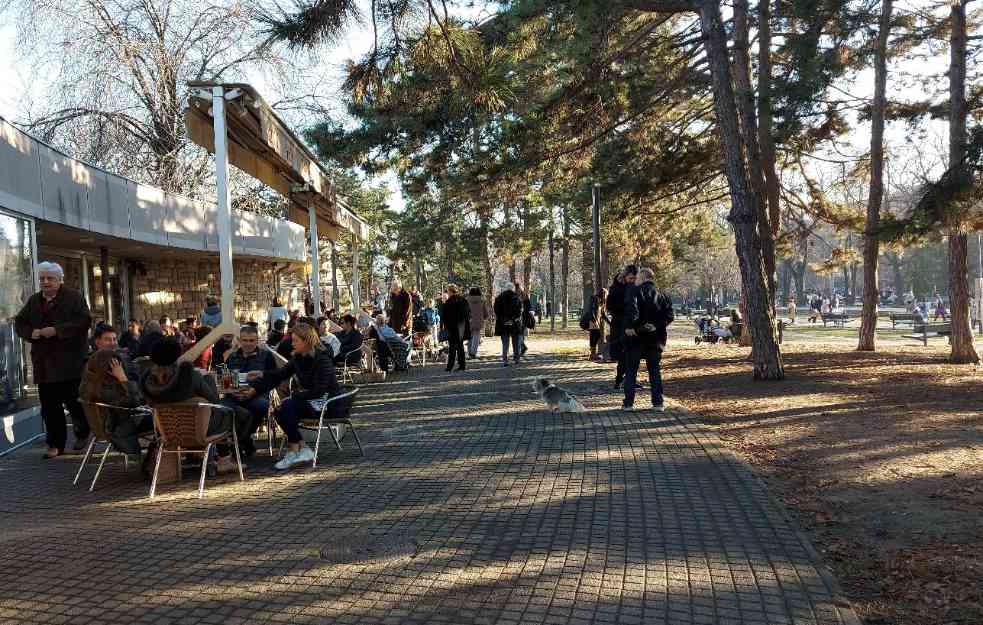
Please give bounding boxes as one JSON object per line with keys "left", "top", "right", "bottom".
{"left": 200, "top": 304, "right": 222, "bottom": 328}
{"left": 251, "top": 346, "right": 339, "bottom": 401}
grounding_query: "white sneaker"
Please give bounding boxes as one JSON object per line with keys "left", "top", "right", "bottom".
{"left": 274, "top": 447, "right": 315, "bottom": 471}
{"left": 653, "top": 404, "right": 665, "bottom": 413}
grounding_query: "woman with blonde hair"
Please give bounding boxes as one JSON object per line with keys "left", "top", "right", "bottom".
{"left": 241, "top": 322, "right": 341, "bottom": 470}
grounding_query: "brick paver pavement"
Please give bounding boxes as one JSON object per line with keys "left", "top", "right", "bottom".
{"left": 0, "top": 349, "right": 859, "bottom": 625}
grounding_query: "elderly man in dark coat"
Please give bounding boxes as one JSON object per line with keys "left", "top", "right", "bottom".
{"left": 387, "top": 280, "right": 413, "bottom": 335}
{"left": 15, "top": 261, "right": 92, "bottom": 458}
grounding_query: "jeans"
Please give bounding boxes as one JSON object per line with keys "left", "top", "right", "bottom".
{"left": 624, "top": 341, "right": 664, "bottom": 407}
{"left": 221, "top": 395, "right": 270, "bottom": 453}
{"left": 275, "top": 396, "right": 316, "bottom": 444}
{"left": 39, "top": 379, "right": 88, "bottom": 450}
{"left": 500, "top": 334, "right": 520, "bottom": 363}
{"left": 468, "top": 333, "right": 481, "bottom": 357}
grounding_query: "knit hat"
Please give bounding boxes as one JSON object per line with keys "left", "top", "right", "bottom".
{"left": 150, "top": 336, "right": 182, "bottom": 367}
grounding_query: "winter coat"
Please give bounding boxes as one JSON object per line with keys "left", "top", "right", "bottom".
{"left": 624, "top": 281, "right": 675, "bottom": 351}
{"left": 200, "top": 304, "right": 222, "bottom": 328}
{"left": 606, "top": 280, "right": 630, "bottom": 340}
{"left": 494, "top": 290, "right": 523, "bottom": 336}
{"left": 79, "top": 368, "right": 147, "bottom": 454}
{"left": 333, "top": 329, "right": 364, "bottom": 363}
{"left": 588, "top": 295, "right": 608, "bottom": 331}
{"left": 466, "top": 295, "right": 488, "bottom": 332}
{"left": 252, "top": 346, "right": 340, "bottom": 402}
{"left": 225, "top": 347, "right": 277, "bottom": 374}
{"left": 140, "top": 361, "right": 218, "bottom": 405}
{"left": 14, "top": 286, "right": 92, "bottom": 383}
{"left": 388, "top": 290, "right": 413, "bottom": 334}
{"left": 440, "top": 295, "right": 471, "bottom": 341}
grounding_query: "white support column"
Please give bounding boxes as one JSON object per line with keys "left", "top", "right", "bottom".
{"left": 212, "top": 86, "right": 235, "bottom": 327}
{"left": 80, "top": 254, "right": 91, "bottom": 308}
{"left": 309, "top": 205, "right": 321, "bottom": 315}
{"left": 351, "top": 233, "right": 360, "bottom": 310}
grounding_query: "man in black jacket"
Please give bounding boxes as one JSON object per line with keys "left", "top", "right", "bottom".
{"left": 494, "top": 283, "right": 523, "bottom": 367}
{"left": 622, "top": 268, "right": 674, "bottom": 412}
{"left": 14, "top": 262, "right": 92, "bottom": 458}
{"left": 606, "top": 264, "right": 637, "bottom": 389}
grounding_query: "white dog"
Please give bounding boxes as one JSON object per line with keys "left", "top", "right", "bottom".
{"left": 532, "top": 378, "right": 586, "bottom": 414}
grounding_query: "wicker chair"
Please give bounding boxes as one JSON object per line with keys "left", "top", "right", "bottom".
{"left": 75, "top": 401, "right": 149, "bottom": 491}
{"left": 149, "top": 401, "right": 244, "bottom": 499}
{"left": 277, "top": 388, "right": 362, "bottom": 467}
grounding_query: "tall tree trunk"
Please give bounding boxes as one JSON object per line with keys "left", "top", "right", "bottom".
{"left": 947, "top": 0, "right": 979, "bottom": 363}
{"left": 581, "top": 236, "right": 593, "bottom": 311}
{"left": 478, "top": 214, "right": 494, "bottom": 336}
{"left": 561, "top": 208, "right": 570, "bottom": 328}
{"left": 700, "top": 0, "right": 784, "bottom": 379}
{"left": 523, "top": 256, "right": 533, "bottom": 296}
{"left": 733, "top": 0, "right": 777, "bottom": 308}
{"left": 795, "top": 238, "right": 809, "bottom": 304}
{"left": 860, "top": 67, "right": 890, "bottom": 342}
{"left": 756, "top": 0, "right": 782, "bottom": 292}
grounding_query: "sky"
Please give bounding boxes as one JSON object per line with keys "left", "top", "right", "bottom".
{"left": 0, "top": 1, "right": 958, "bottom": 216}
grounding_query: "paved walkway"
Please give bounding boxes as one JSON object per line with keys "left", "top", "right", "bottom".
{"left": 0, "top": 348, "right": 858, "bottom": 625}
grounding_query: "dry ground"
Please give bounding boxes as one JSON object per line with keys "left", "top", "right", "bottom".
{"left": 529, "top": 325, "right": 983, "bottom": 625}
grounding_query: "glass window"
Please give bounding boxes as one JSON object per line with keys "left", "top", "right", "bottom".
{"left": 0, "top": 210, "right": 35, "bottom": 407}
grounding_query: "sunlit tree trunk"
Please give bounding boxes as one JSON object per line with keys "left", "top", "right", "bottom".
{"left": 859, "top": 0, "right": 892, "bottom": 352}
{"left": 700, "top": 0, "right": 783, "bottom": 379}
{"left": 561, "top": 207, "right": 570, "bottom": 328}
{"left": 947, "top": 0, "right": 979, "bottom": 363}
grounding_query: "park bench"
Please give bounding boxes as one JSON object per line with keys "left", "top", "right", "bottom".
{"left": 820, "top": 312, "right": 850, "bottom": 327}
{"left": 889, "top": 312, "right": 918, "bottom": 328}
{"left": 903, "top": 322, "right": 951, "bottom": 346}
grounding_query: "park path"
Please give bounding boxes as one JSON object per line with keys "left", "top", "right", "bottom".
{"left": 0, "top": 348, "right": 858, "bottom": 625}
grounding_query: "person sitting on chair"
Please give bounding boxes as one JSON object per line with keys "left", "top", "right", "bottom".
{"left": 333, "top": 315, "right": 364, "bottom": 366}
{"left": 221, "top": 325, "right": 278, "bottom": 458}
{"left": 79, "top": 348, "right": 151, "bottom": 455}
{"left": 139, "top": 337, "right": 248, "bottom": 475}
{"left": 241, "top": 322, "right": 342, "bottom": 470}
{"left": 367, "top": 313, "right": 398, "bottom": 372}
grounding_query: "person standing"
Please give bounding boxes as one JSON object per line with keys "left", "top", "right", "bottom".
{"left": 466, "top": 287, "right": 488, "bottom": 358}
{"left": 787, "top": 296, "right": 797, "bottom": 324}
{"left": 622, "top": 268, "right": 674, "bottom": 413}
{"left": 494, "top": 283, "right": 523, "bottom": 367}
{"left": 606, "top": 265, "right": 637, "bottom": 389}
{"left": 200, "top": 295, "right": 222, "bottom": 327}
{"left": 387, "top": 280, "right": 413, "bottom": 335}
{"left": 268, "top": 297, "right": 289, "bottom": 331}
{"left": 518, "top": 285, "right": 533, "bottom": 356}
{"left": 14, "top": 261, "right": 92, "bottom": 458}
{"left": 588, "top": 288, "right": 609, "bottom": 361}
{"left": 440, "top": 285, "right": 471, "bottom": 372}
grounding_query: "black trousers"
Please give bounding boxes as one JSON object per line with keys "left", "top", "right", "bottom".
{"left": 39, "top": 379, "right": 88, "bottom": 450}
{"left": 446, "top": 337, "right": 466, "bottom": 370}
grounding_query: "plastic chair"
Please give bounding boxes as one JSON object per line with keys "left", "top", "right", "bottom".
{"left": 75, "top": 401, "right": 149, "bottom": 492}
{"left": 149, "top": 401, "right": 244, "bottom": 499}
{"left": 278, "top": 388, "right": 362, "bottom": 467}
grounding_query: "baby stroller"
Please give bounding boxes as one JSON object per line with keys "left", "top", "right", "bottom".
{"left": 694, "top": 316, "right": 733, "bottom": 344}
